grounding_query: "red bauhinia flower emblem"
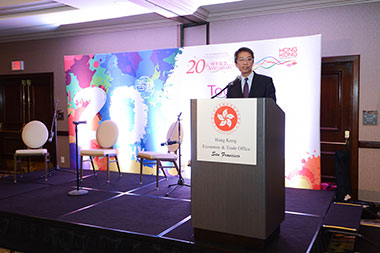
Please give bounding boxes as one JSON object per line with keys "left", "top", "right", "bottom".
{"left": 213, "top": 104, "right": 239, "bottom": 132}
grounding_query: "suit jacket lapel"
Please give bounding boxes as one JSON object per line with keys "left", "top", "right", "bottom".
{"left": 234, "top": 79, "right": 244, "bottom": 97}
{"left": 249, "top": 72, "right": 258, "bottom": 97}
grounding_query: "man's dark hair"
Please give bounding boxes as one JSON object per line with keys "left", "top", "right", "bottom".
{"left": 234, "top": 47, "right": 254, "bottom": 63}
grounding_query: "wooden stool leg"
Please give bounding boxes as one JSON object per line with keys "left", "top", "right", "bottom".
{"left": 90, "top": 157, "right": 96, "bottom": 175}
{"left": 106, "top": 155, "right": 110, "bottom": 183}
{"left": 156, "top": 160, "right": 159, "bottom": 189}
{"left": 140, "top": 158, "right": 143, "bottom": 184}
{"left": 159, "top": 161, "right": 167, "bottom": 179}
{"left": 115, "top": 155, "right": 121, "bottom": 177}
{"left": 80, "top": 155, "right": 83, "bottom": 181}
{"left": 44, "top": 154, "right": 48, "bottom": 181}
{"left": 14, "top": 155, "right": 18, "bottom": 183}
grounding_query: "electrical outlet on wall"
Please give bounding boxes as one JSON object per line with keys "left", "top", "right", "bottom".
{"left": 61, "top": 156, "right": 65, "bottom": 164}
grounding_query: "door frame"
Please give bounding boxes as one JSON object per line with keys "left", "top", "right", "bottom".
{"left": 322, "top": 55, "right": 360, "bottom": 198}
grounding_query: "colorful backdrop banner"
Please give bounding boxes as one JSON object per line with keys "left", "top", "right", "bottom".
{"left": 64, "top": 34, "right": 321, "bottom": 190}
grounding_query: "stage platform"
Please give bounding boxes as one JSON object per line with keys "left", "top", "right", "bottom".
{"left": 0, "top": 168, "right": 336, "bottom": 252}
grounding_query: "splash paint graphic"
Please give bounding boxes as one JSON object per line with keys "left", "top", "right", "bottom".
{"left": 65, "top": 48, "right": 181, "bottom": 174}
{"left": 285, "top": 150, "right": 321, "bottom": 190}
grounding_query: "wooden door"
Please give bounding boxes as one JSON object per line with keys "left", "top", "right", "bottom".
{"left": 0, "top": 73, "right": 55, "bottom": 171}
{"left": 0, "top": 77, "right": 24, "bottom": 131}
{"left": 320, "top": 56, "right": 359, "bottom": 198}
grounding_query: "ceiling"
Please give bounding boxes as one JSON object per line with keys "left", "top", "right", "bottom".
{"left": 0, "top": 0, "right": 378, "bottom": 43}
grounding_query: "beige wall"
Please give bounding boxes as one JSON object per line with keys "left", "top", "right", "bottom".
{"left": 0, "top": 2, "right": 379, "bottom": 202}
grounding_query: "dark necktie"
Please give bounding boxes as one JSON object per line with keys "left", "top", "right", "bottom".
{"left": 243, "top": 78, "right": 249, "bottom": 98}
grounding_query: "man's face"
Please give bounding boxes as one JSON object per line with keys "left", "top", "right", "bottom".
{"left": 235, "top": 51, "right": 254, "bottom": 77}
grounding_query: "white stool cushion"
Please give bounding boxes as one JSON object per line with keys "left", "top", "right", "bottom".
{"left": 15, "top": 149, "right": 48, "bottom": 156}
{"left": 81, "top": 149, "right": 117, "bottom": 156}
{"left": 137, "top": 151, "right": 177, "bottom": 161}
{"left": 22, "top": 121, "right": 48, "bottom": 148}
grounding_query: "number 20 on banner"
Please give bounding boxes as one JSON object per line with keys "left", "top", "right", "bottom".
{"left": 187, "top": 59, "right": 205, "bottom": 74}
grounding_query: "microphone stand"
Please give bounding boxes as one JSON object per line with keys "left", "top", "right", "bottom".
{"left": 211, "top": 83, "right": 230, "bottom": 99}
{"left": 166, "top": 113, "right": 190, "bottom": 197}
{"left": 211, "top": 77, "right": 239, "bottom": 99}
{"left": 48, "top": 99, "right": 60, "bottom": 174}
{"left": 68, "top": 121, "right": 88, "bottom": 196}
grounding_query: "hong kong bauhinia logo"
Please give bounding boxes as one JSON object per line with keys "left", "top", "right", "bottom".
{"left": 212, "top": 103, "right": 240, "bottom": 133}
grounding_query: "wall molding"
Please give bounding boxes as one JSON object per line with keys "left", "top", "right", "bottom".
{"left": 359, "top": 141, "right": 380, "bottom": 149}
{"left": 57, "top": 131, "right": 69, "bottom": 137}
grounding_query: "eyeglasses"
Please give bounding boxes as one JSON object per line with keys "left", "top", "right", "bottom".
{"left": 237, "top": 57, "right": 253, "bottom": 62}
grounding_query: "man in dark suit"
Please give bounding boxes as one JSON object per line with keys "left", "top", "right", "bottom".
{"left": 227, "top": 47, "right": 276, "bottom": 102}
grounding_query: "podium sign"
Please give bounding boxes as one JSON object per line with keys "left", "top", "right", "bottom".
{"left": 196, "top": 99, "right": 257, "bottom": 165}
{"left": 191, "top": 98, "right": 285, "bottom": 244}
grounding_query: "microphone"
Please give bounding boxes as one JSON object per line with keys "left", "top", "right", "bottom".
{"left": 211, "top": 76, "right": 241, "bottom": 99}
{"left": 48, "top": 132, "right": 54, "bottom": 143}
{"left": 160, "top": 140, "right": 179, "bottom": 146}
{"left": 73, "top": 121, "right": 87, "bottom": 125}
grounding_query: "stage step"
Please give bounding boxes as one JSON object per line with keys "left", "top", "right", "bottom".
{"left": 323, "top": 202, "right": 362, "bottom": 232}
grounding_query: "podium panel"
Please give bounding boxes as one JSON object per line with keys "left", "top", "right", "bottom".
{"left": 191, "top": 98, "right": 285, "bottom": 241}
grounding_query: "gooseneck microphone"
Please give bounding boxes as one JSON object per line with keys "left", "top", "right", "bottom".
{"left": 211, "top": 76, "right": 241, "bottom": 99}
{"left": 161, "top": 140, "right": 179, "bottom": 146}
{"left": 73, "top": 121, "right": 87, "bottom": 125}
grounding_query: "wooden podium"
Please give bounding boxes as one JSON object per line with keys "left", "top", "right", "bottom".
{"left": 191, "top": 98, "right": 285, "bottom": 249}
